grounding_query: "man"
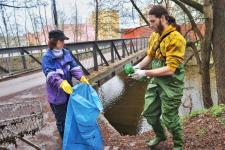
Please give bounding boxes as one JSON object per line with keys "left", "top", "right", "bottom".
{"left": 131, "top": 5, "right": 186, "bottom": 150}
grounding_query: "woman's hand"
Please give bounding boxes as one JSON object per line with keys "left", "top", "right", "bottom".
{"left": 80, "top": 76, "right": 90, "bottom": 84}
{"left": 60, "top": 80, "right": 73, "bottom": 94}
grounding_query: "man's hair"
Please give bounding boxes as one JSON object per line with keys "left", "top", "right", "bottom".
{"left": 149, "top": 5, "right": 180, "bottom": 32}
{"left": 149, "top": 5, "right": 169, "bottom": 18}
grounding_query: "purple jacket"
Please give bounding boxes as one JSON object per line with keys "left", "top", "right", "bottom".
{"left": 42, "top": 48, "right": 83, "bottom": 104}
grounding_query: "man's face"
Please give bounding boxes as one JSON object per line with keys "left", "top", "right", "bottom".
{"left": 149, "top": 15, "right": 164, "bottom": 33}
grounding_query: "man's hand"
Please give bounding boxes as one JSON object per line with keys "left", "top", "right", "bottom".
{"left": 133, "top": 64, "right": 141, "bottom": 70}
{"left": 60, "top": 80, "right": 73, "bottom": 94}
{"left": 131, "top": 69, "right": 146, "bottom": 80}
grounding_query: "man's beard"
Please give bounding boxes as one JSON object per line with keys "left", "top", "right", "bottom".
{"left": 156, "top": 21, "right": 164, "bottom": 35}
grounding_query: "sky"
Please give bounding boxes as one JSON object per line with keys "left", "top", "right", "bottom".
{"left": 0, "top": 0, "right": 151, "bottom": 35}
{"left": 54, "top": 0, "right": 94, "bottom": 23}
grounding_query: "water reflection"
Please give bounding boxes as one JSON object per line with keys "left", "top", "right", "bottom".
{"left": 98, "top": 76, "right": 125, "bottom": 108}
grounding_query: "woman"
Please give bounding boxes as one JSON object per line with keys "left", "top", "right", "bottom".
{"left": 42, "top": 29, "right": 89, "bottom": 139}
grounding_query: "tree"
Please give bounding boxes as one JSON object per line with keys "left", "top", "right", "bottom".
{"left": 212, "top": 0, "right": 225, "bottom": 104}
{"left": 0, "top": 5, "right": 9, "bottom": 47}
{"left": 171, "top": 0, "right": 213, "bottom": 108}
{"left": 171, "top": 0, "right": 225, "bottom": 105}
{"left": 95, "top": 0, "right": 99, "bottom": 40}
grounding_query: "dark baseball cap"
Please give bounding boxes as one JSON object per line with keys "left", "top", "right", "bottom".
{"left": 48, "top": 29, "right": 69, "bottom": 40}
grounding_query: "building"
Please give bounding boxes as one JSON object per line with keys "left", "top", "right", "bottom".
{"left": 121, "top": 26, "right": 153, "bottom": 39}
{"left": 25, "top": 24, "right": 95, "bottom": 45}
{"left": 92, "top": 10, "right": 120, "bottom": 40}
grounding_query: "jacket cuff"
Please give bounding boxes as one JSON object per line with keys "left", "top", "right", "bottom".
{"left": 70, "top": 66, "right": 83, "bottom": 80}
{"left": 167, "top": 65, "right": 177, "bottom": 73}
{"left": 46, "top": 71, "right": 64, "bottom": 88}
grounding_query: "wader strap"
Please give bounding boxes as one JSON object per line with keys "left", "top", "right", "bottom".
{"left": 154, "top": 30, "right": 175, "bottom": 58}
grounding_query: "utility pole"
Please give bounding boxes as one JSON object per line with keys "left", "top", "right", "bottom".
{"left": 51, "top": 0, "right": 58, "bottom": 29}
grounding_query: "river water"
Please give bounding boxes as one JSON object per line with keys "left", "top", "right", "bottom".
{"left": 97, "top": 66, "right": 217, "bottom": 135}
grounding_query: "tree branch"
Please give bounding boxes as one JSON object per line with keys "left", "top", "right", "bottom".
{"left": 0, "top": 3, "right": 39, "bottom": 9}
{"left": 178, "top": 0, "right": 203, "bottom": 13}
{"left": 172, "top": 0, "right": 203, "bottom": 40}
{"left": 129, "top": 0, "right": 150, "bottom": 26}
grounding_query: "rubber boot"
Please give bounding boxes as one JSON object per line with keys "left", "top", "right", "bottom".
{"left": 148, "top": 136, "right": 167, "bottom": 147}
{"left": 147, "top": 119, "right": 167, "bottom": 147}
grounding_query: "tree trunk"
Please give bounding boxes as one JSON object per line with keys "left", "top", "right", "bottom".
{"left": 212, "top": 0, "right": 225, "bottom": 104}
{"left": 199, "top": 0, "right": 213, "bottom": 108}
{"left": 1, "top": 7, "right": 9, "bottom": 47}
{"left": 44, "top": 4, "right": 49, "bottom": 33}
{"left": 38, "top": 6, "right": 47, "bottom": 45}
{"left": 27, "top": 9, "right": 38, "bottom": 45}
{"left": 95, "top": 0, "right": 99, "bottom": 40}
{"left": 74, "top": 0, "right": 78, "bottom": 42}
{"left": 13, "top": 1, "right": 21, "bottom": 46}
{"left": 0, "top": 25, "right": 7, "bottom": 47}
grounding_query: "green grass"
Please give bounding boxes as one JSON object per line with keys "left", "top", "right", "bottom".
{"left": 218, "top": 118, "right": 225, "bottom": 125}
{"left": 181, "top": 104, "right": 225, "bottom": 123}
{"left": 209, "top": 104, "right": 225, "bottom": 117}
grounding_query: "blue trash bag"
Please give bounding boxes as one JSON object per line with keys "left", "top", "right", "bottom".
{"left": 63, "top": 83, "right": 103, "bottom": 150}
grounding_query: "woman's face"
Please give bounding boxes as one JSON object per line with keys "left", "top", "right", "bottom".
{"left": 55, "top": 40, "right": 64, "bottom": 49}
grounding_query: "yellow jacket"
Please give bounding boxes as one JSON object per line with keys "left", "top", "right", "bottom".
{"left": 147, "top": 25, "right": 186, "bottom": 72}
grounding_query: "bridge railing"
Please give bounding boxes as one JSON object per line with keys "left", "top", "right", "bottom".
{"left": 0, "top": 37, "right": 148, "bottom": 79}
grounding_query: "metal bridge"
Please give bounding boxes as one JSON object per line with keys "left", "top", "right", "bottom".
{"left": 0, "top": 37, "right": 148, "bottom": 86}
{"left": 0, "top": 37, "right": 148, "bottom": 148}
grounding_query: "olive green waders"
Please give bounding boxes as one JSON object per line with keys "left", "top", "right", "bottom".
{"left": 142, "top": 58, "right": 184, "bottom": 148}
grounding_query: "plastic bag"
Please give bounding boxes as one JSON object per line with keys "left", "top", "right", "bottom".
{"left": 63, "top": 83, "right": 103, "bottom": 150}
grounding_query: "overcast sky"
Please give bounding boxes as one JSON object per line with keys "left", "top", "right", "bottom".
{"left": 0, "top": 0, "right": 151, "bottom": 35}
{"left": 54, "top": 0, "right": 93, "bottom": 23}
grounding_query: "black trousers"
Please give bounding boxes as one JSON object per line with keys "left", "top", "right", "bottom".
{"left": 50, "top": 101, "right": 68, "bottom": 139}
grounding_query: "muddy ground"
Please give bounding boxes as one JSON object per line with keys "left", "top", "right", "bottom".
{"left": 0, "top": 85, "right": 225, "bottom": 150}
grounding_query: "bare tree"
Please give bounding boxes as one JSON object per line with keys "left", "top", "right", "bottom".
{"left": 0, "top": 24, "right": 7, "bottom": 47}
{"left": 170, "top": 0, "right": 213, "bottom": 108}
{"left": 95, "top": 0, "right": 99, "bottom": 40}
{"left": 43, "top": 3, "right": 49, "bottom": 33}
{"left": 0, "top": 5, "right": 9, "bottom": 47}
{"left": 73, "top": 0, "right": 78, "bottom": 42}
{"left": 85, "top": 21, "right": 89, "bottom": 41}
{"left": 129, "top": 0, "right": 150, "bottom": 26}
{"left": 38, "top": 3, "right": 47, "bottom": 44}
{"left": 13, "top": 0, "right": 21, "bottom": 46}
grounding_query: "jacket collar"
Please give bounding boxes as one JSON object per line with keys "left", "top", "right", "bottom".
{"left": 159, "top": 25, "right": 176, "bottom": 41}
{"left": 46, "top": 48, "right": 66, "bottom": 59}
{"left": 46, "top": 48, "right": 72, "bottom": 65}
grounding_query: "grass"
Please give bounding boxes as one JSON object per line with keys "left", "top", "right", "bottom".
{"left": 209, "top": 104, "right": 225, "bottom": 117}
{"left": 218, "top": 118, "right": 225, "bottom": 125}
{"left": 181, "top": 104, "right": 225, "bottom": 123}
